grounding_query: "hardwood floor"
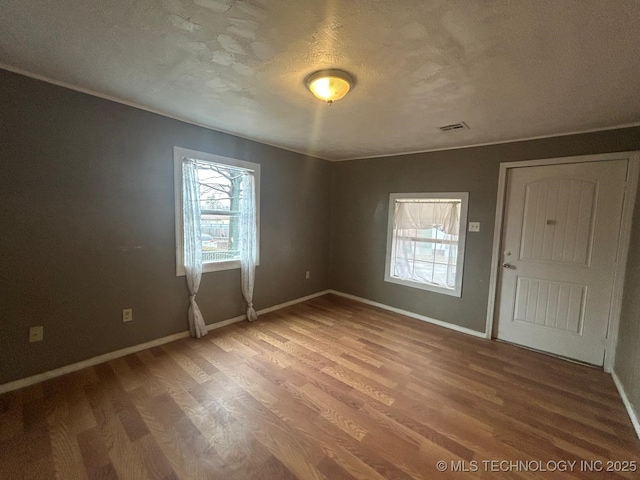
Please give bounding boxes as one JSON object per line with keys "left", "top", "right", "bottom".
{"left": 1, "top": 294, "right": 638, "bottom": 479}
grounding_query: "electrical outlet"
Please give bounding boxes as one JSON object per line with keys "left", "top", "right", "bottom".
{"left": 29, "top": 326, "right": 43, "bottom": 342}
{"left": 469, "top": 222, "right": 481, "bottom": 232}
{"left": 122, "top": 308, "right": 133, "bottom": 323}
{"left": 305, "top": 271, "right": 310, "bottom": 279}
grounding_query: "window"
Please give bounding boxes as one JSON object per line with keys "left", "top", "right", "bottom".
{"left": 174, "top": 147, "right": 260, "bottom": 275}
{"left": 385, "top": 192, "right": 469, "bottom": 297}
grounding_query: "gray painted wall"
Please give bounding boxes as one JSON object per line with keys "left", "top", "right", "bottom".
{"left": 0, "top": 69, "right": 332, "bottom": 385}
{"left": 615, "top": 189, "right": 640, "bottom": 423}
{"left": 2, "top": 66, "right": 640, "bottom": 424}
{"left": 330, "top": 127, "right": 640, "bottom": 333}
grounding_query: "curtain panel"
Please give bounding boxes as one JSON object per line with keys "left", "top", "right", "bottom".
{"left": 182, "top": 159, "right": 208, "bottom": 338}
{"left": 239, "top": 172, "right": 258, "bottom": 321}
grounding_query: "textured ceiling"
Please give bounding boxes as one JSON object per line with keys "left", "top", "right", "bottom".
{"left": 1, "top": 0, "right": 639, "bottom": 160}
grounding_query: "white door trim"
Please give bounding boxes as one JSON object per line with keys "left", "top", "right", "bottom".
{"left": 485, "top": 151, "right": 640, "bottom": 372}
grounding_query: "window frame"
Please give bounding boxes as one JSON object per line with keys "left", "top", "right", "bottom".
{"left": 174, "top": 146, "right": 260, "bottom": 276}
{"left": 384, "top": 192, "right": 469, "bottom": 297}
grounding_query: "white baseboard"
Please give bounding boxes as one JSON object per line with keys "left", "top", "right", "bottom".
{"left": 612, "top": 371, "right": 640, "bottom": 439}
{"left": 0, "top": 330, "right": 192, "bottom": 395}
{"left": 258, "top": 290, "right": 331, "bottom": 315}
{"left": 0, "top": 289, "right": 331, "bottom": 395}
{"left": 328, "top": 290, "right": 486, "bottom": 339}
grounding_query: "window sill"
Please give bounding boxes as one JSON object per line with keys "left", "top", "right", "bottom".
{"left": 176, "top": 260, "right": 262, "bottom": 276}
{"left": 384, "top": 275, "right": 462, "bottom": 297}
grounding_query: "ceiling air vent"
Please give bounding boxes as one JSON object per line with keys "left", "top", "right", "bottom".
{"left": 439, "top": 122, "right": 469, "bottom": 132}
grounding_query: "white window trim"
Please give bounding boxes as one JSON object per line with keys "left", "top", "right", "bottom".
{"left": 174, "top": 146, "right": 260, "bottom": 276}
{"left": 384, "top": 192, "right": 469, "bottom": 297}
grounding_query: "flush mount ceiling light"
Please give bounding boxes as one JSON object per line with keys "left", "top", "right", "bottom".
{"left": 305, "top": 69, "right": 354, "bottom": 105}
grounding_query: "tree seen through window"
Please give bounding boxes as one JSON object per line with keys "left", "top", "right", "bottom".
{"left": 197, "top": 162, "right": 245, "bottom": 263}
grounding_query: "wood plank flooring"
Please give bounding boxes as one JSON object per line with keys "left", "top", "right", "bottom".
{"left": 1, "top": 294, "right": 638, "bottom": 479}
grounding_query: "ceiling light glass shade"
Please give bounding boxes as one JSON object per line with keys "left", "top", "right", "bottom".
{"left": 306, "top": 69, "right": 354, "bottom": 104}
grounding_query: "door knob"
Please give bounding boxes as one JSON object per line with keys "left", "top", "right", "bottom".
{"left": 503, "top": 263, "right": 512, "bottom": 269}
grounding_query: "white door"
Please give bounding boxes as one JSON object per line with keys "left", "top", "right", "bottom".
{"left": 496, "top": 160, "right": 628, "bottom": 365}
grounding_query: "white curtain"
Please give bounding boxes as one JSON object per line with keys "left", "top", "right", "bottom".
{"left": 392, "top": 200, "right": 460, "bottom": 288}
{"left": 239, "top": 172, "right": 258, "bottom": 321}
{"left": 182, "top": 159, "right": 208, "bottom": 338}
{"left": 395, "top": 201, "right": 459, "bottom": 234}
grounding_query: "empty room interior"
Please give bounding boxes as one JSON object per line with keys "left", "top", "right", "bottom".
{"left": 2, "top": 1, "right": 640, "bottom": 479}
